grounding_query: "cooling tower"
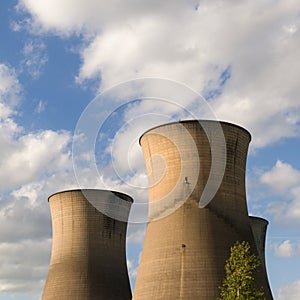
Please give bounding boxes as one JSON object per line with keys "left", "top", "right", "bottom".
{"left": 133, "top": 120, "right": 273, "bottom": 300}
{"left": 41, "top": 189, "right": 133, "bottom": 300}
{"left": 250, "top": 216, "right": 269, "bottom": 271}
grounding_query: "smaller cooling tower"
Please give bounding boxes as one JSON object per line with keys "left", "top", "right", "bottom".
{"left": 250, "top": 216, "right": 269, "bottom": 271}
{"left": 41, "top": 189, "right": 133, "bottom": 300}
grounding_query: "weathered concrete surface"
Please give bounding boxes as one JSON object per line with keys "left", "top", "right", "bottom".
{"left": 133, "top": 120, "right": 273, "bottom": 300}
{"left": 41, "top": 189, "right": 132, "bottom": 300}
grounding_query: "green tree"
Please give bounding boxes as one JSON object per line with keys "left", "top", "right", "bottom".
{"left": 217, "top": 241, "right": 266, "bottom": 300}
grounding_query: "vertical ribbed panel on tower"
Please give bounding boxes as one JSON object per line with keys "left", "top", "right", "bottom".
{"left": 133, "top": 120, "right": 273, "bottom": 300}
{"left": 41, "top": 189, "right": 133, "bottom": 300}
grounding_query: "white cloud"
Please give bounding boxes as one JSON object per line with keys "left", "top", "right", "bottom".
{"left": 1, "top": 65, "right": 72, "bottom": 193}
{"left": 21, "top": 40, "right": 48, "bottom": 79}
{"left": 260, "top": 161, "right": 300, "bottom": 225}
{"left": 0, "top": 64, "right": 22, "bottom": 109}
{"left": 0, "top": 168, "right": 146, "bottom": 294}
{"left": 273, "top": 239, "right": 300, "bottom": 258}
{"left": 275, "top": 240, "right": 292, "bottom": 256}
{"left": 110, "top": 113, "right": 174, "bottom": 177}
{"left": 277, "top": 279, "right": 300, "bottom": 300}
{"left": 127, "top": 259, "right": 138, "bottom": 282}
{"left": 285, "top": 188, "right": 300, "bottom": 221}
{"left": 75, "top": 16, "right": 209, "bottom": 90}
{"left": 0, "top": 239, "right": 50, "bottom": 296}
{"left": 0, "top": 167, "right": 103, "bottom": 295}
{"left": 127, "top": 227, "right": 146, "bottom": 245}
{"left": 35, "top": 0, "right": 300, "bottom": 226}
{"left": 1, "top": 65, "right": 69, "bottom": 194}
{"left": 17, "top": 0, "right": 198, "bottom": 35}
{"left": 260, "top": 160, "right": 300, "bottom": 193}
{"left": 0, "top": 195, "right": 50, "bottom": 243}
{"left": 0, "top": 64, "right": 75, "bottom": 295}
{"left": 0, "top": 63, "right": 72, "bottom": 192}
{"left": 0, "top": 129, "right": 71, "bottom": 192}
{"left": 0, "top": 102, "right": 13, "bottom": 119}
{"left": 17, "top": 0, "right": 300, "bottom": 150}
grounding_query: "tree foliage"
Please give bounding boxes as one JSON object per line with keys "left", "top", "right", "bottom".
{"left": 217, "top": 241, "right": 266, "bottom": 300}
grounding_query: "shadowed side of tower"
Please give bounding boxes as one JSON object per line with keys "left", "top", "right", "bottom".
{"left": 133, "top": 120, "right": 273, "bottom": 300}
{"left": 250, "top": 216, "right": 270, "bottom": 271}
{"left": 41, "top": 189, "right": 132, "bottom": 300}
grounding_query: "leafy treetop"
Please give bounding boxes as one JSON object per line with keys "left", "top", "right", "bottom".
{"left": 217, "top": 240, "right": 266, "bottom": 300}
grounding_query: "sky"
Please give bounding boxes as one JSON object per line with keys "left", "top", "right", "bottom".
{"left": 0, "top": 0, "right": 300, "bottom": 299}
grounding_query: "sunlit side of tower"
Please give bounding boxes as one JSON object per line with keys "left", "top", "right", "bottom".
{"left": 41, "top": 189, "right": 132, "bottom": 300}
{"left": 133, "top": 120, "right": 273, "bottom": 300}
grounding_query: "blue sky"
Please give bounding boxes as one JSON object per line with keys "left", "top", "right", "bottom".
{"left": 0, "top": 1, "right": 300, "bottom": 299}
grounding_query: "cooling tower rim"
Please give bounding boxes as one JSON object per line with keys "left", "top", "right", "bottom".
{"left": 138, "top": 119, "right": 251, "bottom": 145}
{"left": 48, "top": 189, "right": 133, "bottom": 203}
{"left": 249, "top": 215, "right": 269, "bottom": 225}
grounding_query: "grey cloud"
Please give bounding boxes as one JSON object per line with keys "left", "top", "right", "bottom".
{"left": 0, "top": 239, "right": 50, "bottom": 296}
{"left": 0, "top": 195, "right": 51, "bottom": 243}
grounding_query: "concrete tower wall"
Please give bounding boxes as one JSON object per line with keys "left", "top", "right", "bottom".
{"left": 250, "top": 216, "right": 269, "bottom": 271}
{"left": 133, "top": 120, "right": 273, "bottom": 300}
{"left": 41, "top": 189, "right": 132, "bottom": 300}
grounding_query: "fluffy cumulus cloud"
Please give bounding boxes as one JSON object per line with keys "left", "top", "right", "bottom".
{"left": 0, "top": 239, "right": 51, "bottom": 294}
{"left": 278, "top": 279, "right": 300, "bottom": 300}
{"left": 0, "top": 168, "right": 138, "bottom": 297}
{"left": 260, "top": 160, "right": 300, "bottom": 193}
{"left": 260, "top": 160, "right": 300, "bottom": 225}
{"left": 0, "top": 64, "right": 71, "bottom": 193}
{"left": 0, "top": 63, "right": 150, "bottom": 295}
{"left": 273, "top": 240, "right": 300, "bottom": 257}
{"left": 0, "top": 64, "right": 76, "bottom": 295}
{"left": 0, "top": 129, "right": 71, "bottom": 191}
{"left": 17, "top": 0, "right": 300, "bottom": 151}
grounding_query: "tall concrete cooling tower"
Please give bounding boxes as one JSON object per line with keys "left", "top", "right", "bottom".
{"left": 41, "top": 189, "right": 133, "bottom": 300}
{"left": 133, "top": 120, "right": 273, "bottom": 300}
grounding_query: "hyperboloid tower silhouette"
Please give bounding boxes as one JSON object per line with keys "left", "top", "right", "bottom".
{"left": 41, "top": 189, "right": 132, "bottom": 300}
{"left": 133, "top": 120, "right": 273, "bottom": 300}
